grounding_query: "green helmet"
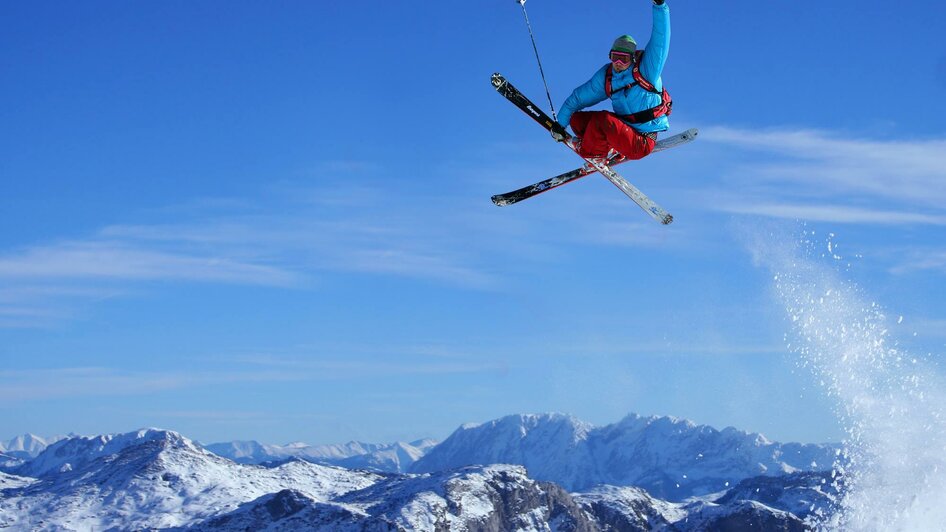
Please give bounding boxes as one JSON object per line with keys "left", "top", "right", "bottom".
{"left": 611, "top": 35, "right": 637, "bottom": 54}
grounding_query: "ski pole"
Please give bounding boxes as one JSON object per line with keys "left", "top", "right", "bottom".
{"left": 515, "top": 0, "right": 557, "bottom": 121}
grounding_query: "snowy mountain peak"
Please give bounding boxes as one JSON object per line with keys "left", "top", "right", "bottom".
{"left": 413, "top": 411, "right": 839, "bottom": 500}
{"left": 1, "top": 427, "right": 383, "bottom": 531}
{"left": 15, "top": 428, "right": 197, "bottom": 478}
{"left": 468, "top": 412, "right": 593, "bottom": 442}
{"left": 0, "top": 433, "right": 66, "bottom": 459}
{"left": 1, "top": 433, "right": 44, "bottom": 453}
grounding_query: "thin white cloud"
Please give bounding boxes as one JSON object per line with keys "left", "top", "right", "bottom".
{"left": 718, "top": 203, "right": 946, "bottom": 226}
{"left": 0, "top": 356, "right": 506, "bottom": 403}
{"left": 340, "top": 248, "right": 497, "bottom": 288}
{"left": 0, "top": 177, "right": 512, "bottom": 327}
{"left": 700, "top": 126, "right": 946, "bottom": 225}
{"left": 0, "top": 241, "right": 300, "bottom": 285}
{"left": 890, "top": 252, "right": 946, "bottom": 275}
{"left": 704, "top": 127, "right": 946, "bottom": 203}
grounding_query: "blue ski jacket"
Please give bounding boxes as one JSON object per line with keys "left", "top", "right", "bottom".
{"left": 557, "top": 3, "right": 671, "bottom": 134}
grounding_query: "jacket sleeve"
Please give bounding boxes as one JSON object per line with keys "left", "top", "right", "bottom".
{"left": 557, "top": 65, "right": 609, "bottom": 131}
{"left": 640, "top": 3, "right": 670, "bottom": 89}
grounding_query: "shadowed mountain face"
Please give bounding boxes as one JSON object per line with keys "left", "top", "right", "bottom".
{"left": 411, "top": 413, "right": 839, "bottom": 500}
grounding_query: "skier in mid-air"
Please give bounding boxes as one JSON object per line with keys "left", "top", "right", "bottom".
{"left": 551, "top": 0, "right": 672, "bottom": 164}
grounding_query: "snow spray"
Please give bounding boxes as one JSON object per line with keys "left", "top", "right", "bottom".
{"left": 746, "top": 225, "right": 946, "bottom": 531}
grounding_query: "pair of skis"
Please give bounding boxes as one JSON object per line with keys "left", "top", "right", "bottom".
{"left": 490, "top": 73, "right": 698, "bottom": 225}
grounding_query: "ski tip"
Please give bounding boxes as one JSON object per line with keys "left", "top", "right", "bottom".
{"left": 490, "top": 73, "right": 505, "bottom": 87}
{"left": 491, "top": 195, "right": 509, "bottom": 207}
{"left": 662, "top": 214, "right": 674, "bottom": 225}
{"left": 683, "top": 128, "right": 699, "bottom": 139}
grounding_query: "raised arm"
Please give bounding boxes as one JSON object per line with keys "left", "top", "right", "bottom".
{"left": 640, "top": 1, "right": 670, "bottom": 87}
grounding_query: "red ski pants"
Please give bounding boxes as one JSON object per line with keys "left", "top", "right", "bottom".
{"left": 570, "top": 111, "right": 656, "bottom": 160}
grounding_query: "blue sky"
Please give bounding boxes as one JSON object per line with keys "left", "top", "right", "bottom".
{"left": 2, "top": 0, "right": 945, "bottom": 447}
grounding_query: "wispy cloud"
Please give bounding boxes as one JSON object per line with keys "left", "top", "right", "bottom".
{"left": 701, "top": 126, "right": 946, "bottom": 225}
{"left": 0, "top": 354, "right": 506, "bottom": 403}
{"left": 890, "top": 251, "right": 946, "bottom": 275}
{"left": 0, "top": 176, "right": 509, "bottom": 326}
{"left": 0, "top": 241, "right": 300, "bottom": 285}
{"left": 718, "top": 203, "right": 946, "bottom": 226}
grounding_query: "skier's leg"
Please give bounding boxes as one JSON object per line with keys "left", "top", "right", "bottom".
{"left": 601, "top": 114, "right": 657, "bottom": 160}
{"left": 569, "top": 111, "right": 593, "bottom": 138}
{"left": 569, "top": 111, "right": 610, "bottom": 159}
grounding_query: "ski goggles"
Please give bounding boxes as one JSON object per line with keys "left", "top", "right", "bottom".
{"left": 609, "top": 50, "right": 633, "bottom": 66}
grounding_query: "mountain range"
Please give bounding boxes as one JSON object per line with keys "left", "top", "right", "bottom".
{"left": 203, "top": 438, "right": 438, "bottom": 473}
{"left": 0, "top": 413, "right": 843, "bottom": 530}
{"left": 411, "top": 413, "right": 839, "bottom": 500}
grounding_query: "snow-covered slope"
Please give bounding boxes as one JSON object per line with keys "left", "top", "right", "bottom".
{"left": 186, "top": 465, "right": 598, "bottom": 531}
{"left": 186, "top": 468, "right": 828, "bottom": 531}
{"left": 412, "top": 413, "right": 839, "bottom": 500}
{"left": 0, "top": 451, "right": 25, "bottom": 470}
{"left": 204, "top": 438, "right": 437, "bottom": 473}
{"left": 713, "top": 470, "right": 840, "bottom": 521}
{"left": 0, "top": 471, "right": 35, "bottom": 490}
{"left": 574, "top": 471, "right": 837, "bottom": 531}
{"left": 0, "top": 429, "right": 382, "bottom": 531}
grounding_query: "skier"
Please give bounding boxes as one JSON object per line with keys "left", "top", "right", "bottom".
{"left": 551, "top": 0, "right": 672, "bottom": 164}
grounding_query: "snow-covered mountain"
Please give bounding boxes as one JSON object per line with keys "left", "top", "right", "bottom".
{"left": 411, "top": 412, "right": 839, "bottom": 500}
{"left": 0, "top": 451, "right": 25, "bottom": 470}
{"left": 0, "top": 433, "right": 66, "bottom": 460}
{"left": 0, "top": 416, "right": 843, "bottom": 530}
{"left": 0, "top": 429, "right": 383, "bottom": 531}
{"left": 184, "top": 464, "right": 598, "bottom": 531}
{"left": 204, "top": 438, "right": 437, "bottom": 473}
{"left": 575, "top": 471, "right": 836, "bottom": 531}
{"left": 0, "top": 430, "right": 833, "bottom": 532}
{"left": 0, "top": 471, "right": 35, "bottom": 490}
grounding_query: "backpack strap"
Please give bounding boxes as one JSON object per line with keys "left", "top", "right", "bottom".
{"left": 605, "top": 50, "right": 673, "bottom": 124}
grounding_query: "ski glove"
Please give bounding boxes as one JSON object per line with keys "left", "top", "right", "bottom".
{"left": 551, "top": 130, "right": 568, "bottom": 142}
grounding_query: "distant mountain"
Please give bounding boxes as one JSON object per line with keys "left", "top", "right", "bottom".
{"left": 15, "top": 428, "right": 186, "bottom": 478}
{"left": 0, "top": 429, "right": 382, "bottom": 530}
{"left": 204, "top": 438, "right": 438, "bottom": 473}
{"left": 411, "top": 413, "right": 839, "bottom": 500}
{"left": 0, "top": 433, "right": 68, "bottom": 460}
